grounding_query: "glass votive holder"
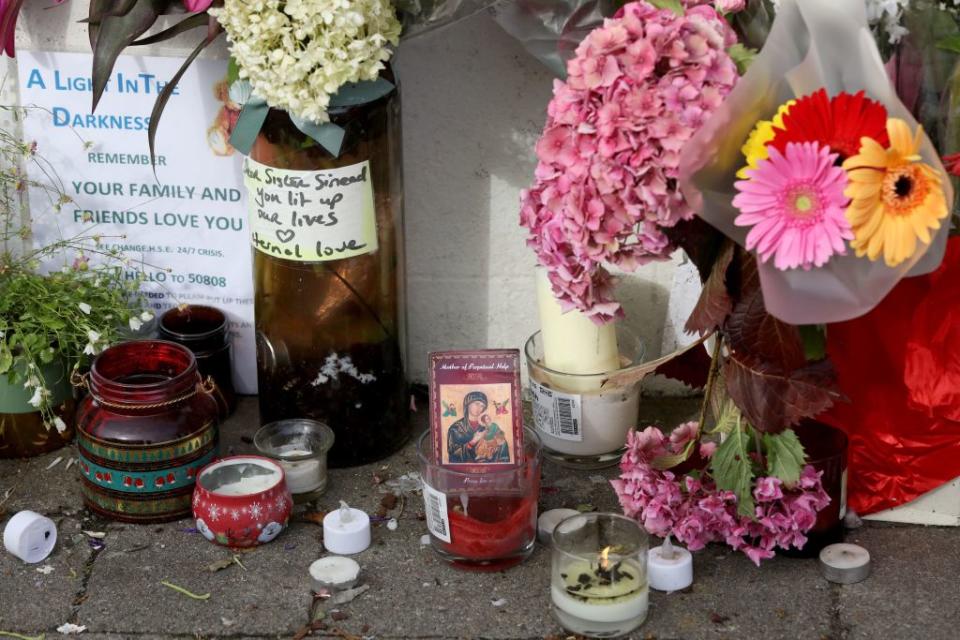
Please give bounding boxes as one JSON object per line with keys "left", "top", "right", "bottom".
{"left": 254, "top": 419, "right": 335, "bottom": 504}
{"left": 417, "top": 427, "right": 541, "bottom": 571}
{"left": 526, "top": 326, "right": 646, "bottom": 470}
{"left": 551, "top": 513, "right": 649, "bottom": 638}
{"left": 159, "top": 305, "right": 236, "bottom": 417}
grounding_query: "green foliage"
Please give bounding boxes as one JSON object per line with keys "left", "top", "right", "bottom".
{"left": 763, "top": 429, "right": 806, "bottom": 487}
{"left": 728, "top": 43, "right": 757, "bottom": 75}
{"left": 799, "top": 325, "right": 827, "bottom": 361}
{"left": 711, "top": 418, "right": 756, "bottom": 517}
{"left": 0, "top": 110, "right": 152, "bottom": 428}
{"left": 648, "top": 0, "right": 683, "bottom": 15}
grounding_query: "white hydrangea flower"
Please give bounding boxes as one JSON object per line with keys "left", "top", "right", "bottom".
{"left": 210, "top": 0, "right": 400, "bottom": 124}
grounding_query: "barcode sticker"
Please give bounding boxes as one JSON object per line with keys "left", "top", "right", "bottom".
{"left": 530, "top": 380, "right": 583, "bottom": 442}
{"left": 422, "top": 480, "right": 451, "bottom": 543}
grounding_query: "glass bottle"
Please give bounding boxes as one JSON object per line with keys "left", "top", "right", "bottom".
{"left": 248, "top": 66, "right": 410, "bottom": 467}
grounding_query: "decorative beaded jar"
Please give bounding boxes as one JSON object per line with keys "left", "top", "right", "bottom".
{"left": 75, "top": 340, "right": 220, "bottom": 523}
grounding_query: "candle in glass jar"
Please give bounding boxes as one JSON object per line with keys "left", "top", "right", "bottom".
{"left": 277, "top": 450, "right": 323, "bottom": 494}
{"left": 552, "top": 548, "right": 648, "bottom": 629}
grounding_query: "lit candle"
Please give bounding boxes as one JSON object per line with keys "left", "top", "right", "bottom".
{"left": 647, "top": 536, "right": 693, "bottom": 592}
{"left": 309, "top": 556, "right": 361, "bottom": 592}
{"left": 551, "top": 513, "right": 649, "bottom": 638}
{"left": 322, "top": 501, "right": 371, "bottom": 555}
{"left": 536, "top": 269, "right": 620, "bottom": 392}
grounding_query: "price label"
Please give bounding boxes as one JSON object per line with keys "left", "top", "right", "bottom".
{"left": 244, "top": 157, "right": 378, "bottom": 262}
{"left": 530, "top": 379, "right": 583, "bottom": 442}
{"left": 422, "top": 481, "right": 451, "bottom": 543}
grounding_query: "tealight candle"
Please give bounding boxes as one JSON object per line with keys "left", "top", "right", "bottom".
{"left": 309, "top": 556, "right": 361, "bottom": 592}
{"left": 3, "top": 511, "right": 57, "bottom": 564}
{"left": 551, "top": 513, "right": 649, "bottom": 638}
{"left": 538, "top": 509, "right": 581, "bottom": 545}
{"left": 820, "top": 543, "right": 871, "bottom": 584}
{"left": 254, "top": 420, "right": 335, "bottom": 503}
{"left": 323, "top": 501, "right": 371, "bottom": 555}
{"left": 647, "top": 536, "right": 693, "bottom": 592}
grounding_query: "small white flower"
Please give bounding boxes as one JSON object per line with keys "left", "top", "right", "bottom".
{"left": 129, "top": 317, "right": 143, "bottom": 332}
{"left": 140, "top": 311, "right": 154, "bottom": 322}
{"left": 78, "top": 302, "right": 91, "bottom": 315}
{"left": 83, "top": 342, "right": 97, "bottom": 356}
{"left": 28, "top": 386, "right": 43, "bottom": 408}
{"left": 87, "top": 329, "right": 101, "bottom": 343}
{"left": 53, "top": 416, "right": 67, "bottom": 433}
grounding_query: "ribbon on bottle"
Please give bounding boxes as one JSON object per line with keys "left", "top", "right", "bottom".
{"left": 228, "top": 77, "right": 396, "bottom": 157}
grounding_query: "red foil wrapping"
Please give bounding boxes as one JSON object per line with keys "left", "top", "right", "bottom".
{"left": 822, "top": 237, "right": 960, "bottom": 515}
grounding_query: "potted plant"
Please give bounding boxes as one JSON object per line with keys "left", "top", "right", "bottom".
{"left": 0, "top": 122, "right": 151, "bottom": 457}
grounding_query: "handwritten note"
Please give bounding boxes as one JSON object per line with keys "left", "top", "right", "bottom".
{"left": 244, "top": 157, "right": 378, "bottom": 262}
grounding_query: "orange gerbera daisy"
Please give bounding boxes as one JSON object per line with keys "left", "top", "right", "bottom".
{"left": 842, "top": 119, "right": 948, "bottom": 267}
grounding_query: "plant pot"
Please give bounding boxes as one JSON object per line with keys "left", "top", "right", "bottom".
{"left": 0, "top": 359, "right": 75, "bottom": 458}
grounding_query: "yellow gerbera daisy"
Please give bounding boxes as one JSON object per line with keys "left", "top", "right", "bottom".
{"left": 737, "top": 100, "right": 795, "bottom": 179}
{"left": 842, "top": 119, "right": 948, "bottom": 267}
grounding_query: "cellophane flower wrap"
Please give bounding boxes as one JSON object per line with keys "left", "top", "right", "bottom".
{"left": 611, "top": 425, "right": 831, "bottom": 565}
{"left": 679, "top": 0, "right": 954, "bottom": 324}
{"left": 519, "top": 1, "right": 739, "bottom": 322}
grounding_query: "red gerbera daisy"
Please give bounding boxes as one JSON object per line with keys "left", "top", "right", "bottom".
{"left": 769, "top": 89, "right": 890, "bottom": 162}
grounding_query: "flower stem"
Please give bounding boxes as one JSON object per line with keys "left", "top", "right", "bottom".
{"left": 160, "top": 580, "right": 210, "bottom": 601}
{"left": 697, "top": 335, "right": 724, "bottom": 430}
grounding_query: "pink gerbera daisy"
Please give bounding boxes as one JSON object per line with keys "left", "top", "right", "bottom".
{"left": 733, "top": 141, "right": 853, "bottom": 270}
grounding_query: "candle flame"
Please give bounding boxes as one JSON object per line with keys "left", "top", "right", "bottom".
{"left": 599, "top": 546, "right": 611, "bottom": 571}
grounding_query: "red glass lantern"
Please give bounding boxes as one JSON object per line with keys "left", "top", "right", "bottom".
{"left": 75, "top": 340, "right": 220, "bottom": 523}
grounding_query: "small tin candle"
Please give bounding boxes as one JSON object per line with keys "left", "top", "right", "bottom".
{"left": 551, "top": 513, "right": 649, "bottom": 638}
{"left": 254, "top": 419, "right": 335, "bottom": 503}
{"left": 193, "top": 455, "right": 293, "bottom": 548}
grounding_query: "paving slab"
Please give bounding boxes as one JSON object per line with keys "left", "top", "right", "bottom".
{"left": 838, "top": 524, "right": 960, "bottom": 640}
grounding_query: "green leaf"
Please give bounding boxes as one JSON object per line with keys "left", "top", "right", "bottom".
{"left": 0, "top": 349, "right": 12, "bottom": 374}
{"left": 728, "top": 43, "right": 757, "bottom": 75}
{"left": 709, "top": 397, "right": 741, "bottom": 435}
{"left": 649, "top": 0, "right": 683, "bottom": 15}
{"left": 799, "top": 325, "right": 827, "bottom": 361}
{"left": 711, "top": 421, "right": 755, "bottom": 517}
{"left": 130, "top": 12, "right": 207, "bottom": 46}
{"left": 226, "top": 57, "right": 240, "bottom": 86}
{"left": 91, "top": 0, "right": 168, "bottom": 112}
{"left": 937, "top": 34, "right": 960, "bottom": 54}
{"left": 763, "top": 429, "right": 806, "bottom": 487}
{"left": 651, "top": 436, "right": 698, "bottom": 470}
{"left": 148, "top": 27, "right": 224, "bottom": 169}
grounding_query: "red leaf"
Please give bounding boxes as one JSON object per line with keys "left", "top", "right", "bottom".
{"left": 724, "top": 354, "right": 838, "bottom": 434}
{"left": 686, "top": 240, "right": 735, "bottom": 335}
{"left": 724, "top": 255, "right": 806, "bottom": 370}
{"left": 654, "top": 340, "right": 712, "bottom": 389}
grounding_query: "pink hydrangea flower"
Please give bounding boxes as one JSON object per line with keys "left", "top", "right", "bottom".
{"left": 612, "top": 424, "right": 832, "bottom": 566}
{"left": 733, "top": 141, "right": 853, "bottom": 270}
{"left": 520, "top": 1, "right": 740, "bottom": 323}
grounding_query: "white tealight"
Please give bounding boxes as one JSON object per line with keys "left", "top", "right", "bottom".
{"left": 820, "top": 543, "right": 870, "bottom": 584}
{"left": 647, "top": 537, "right": 693, "bottom": 592}
{"left": 538, "top": 509, "right": 582, "bottom": 545}
{"left": 322, "top": 501, "right": 371, "bottom": 555}
{"left": 214, "top": 473, "right": 280, "bottom": 496}
{"left": 309, "top": 556, "right": 361, "bottom": 592}
{"left": 279, "top": 450, "right": 323, "bottom": 494}
{"left": 3, "top": 511, "right": 57, "bottom": 564}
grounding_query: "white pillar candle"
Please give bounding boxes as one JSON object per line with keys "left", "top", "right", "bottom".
{"left": 647, "top": 537, "right": 693, "bottom": 592}
{"left": 538, "top": 509, "right": 581, "bottom": 545}
{"left": 309, "top": 556, "right": 361, "bottom": 591}
{"left": 3, "top": 511, "right": 57, "bottom": 564}
{"left": 820, "top": 543, "right": 871, "bottom": 584}
{"left": 323, "top": 501, "right": 371, "bottom": 555}
{"left": 536, "top": 269, "right": 620, "bottom": 392}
